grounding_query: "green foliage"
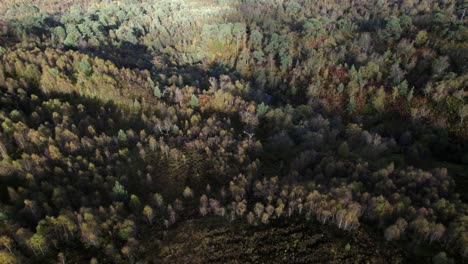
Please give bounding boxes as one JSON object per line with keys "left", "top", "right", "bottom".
{"left": 407, "top": 87, "right": 414, "bottom": 102}
{"left": 113, "top": 181, "right": 128, "bottom": 201}
{"left": 64, "top": 24, "right": 81, "bottom": 47}
{"left": 52, "top": 26, "right": 67, "bottom": 42}
{"left": 344, "top": 243, "right": 351, "bottom": 251}
{"left": 172, "top": 124, "right": 180, "bottom": 134}
{"left": 256, "top": 103, "right": 269, "bottom": 117}
{"left": 0, "top": 212, "right": 8, "bottom": 224}
{"left": 9, "top": 110, "right": 23, "bottom": 122}
{"left": 118, "top": 219, "right": 135, "bottom": 240}
{"left": 154, "top": 86, "right": 162, "bottom": 98}
{"left": 79, "top": 58, "right": 92, "bottom": 76}
{"left": 253, "top": 50, "right": 266, "bottom": 64}
{"left": 30, "top": 233, "right": 47, "bottom": 254}
{"left": 133, "top": 99, "right": 141, "bottom": 110}
{"left": 154, "top": 193, "right": 164, "bottom": 208}
{"left": 397, "top": 80, "right": 409, "bottom": 97}
{"left": 415, "top": 30, "right": 428, "bottom": 46}
{"left": 0, "top": 251, "right": 17, "bottom": 264}
{"left": 432, "top": 56, "right": 450, "bottom": 75}
{"left": 115, "top": 26, "right": 138, "bottom": 45}
{"left": 50, "top": 67, "right": 59, "bottom": 76}
{"left": 130, "top": 194, "right": 141, "bottom": 213}
{"left": 117, "top": 129, "right": 127, "bottom": 142}
{"left": 183, "top": 186, "right": 193, "bottom": 199}
{"left": 143, "top": 205, "right": 154, "bottom": 223}
{"left": 347, "top": 97, "right": 356, "bottom": 113}
{"left": 304, "top": 18, "right": 327, "bottom": 38}
{"left": 459, "top": 105, "right": 468, "bottom": 125}
{"left": 384, "top": 16, "right": 402, "bottom": 40}
{"left": 337, "top": 83, "right": 344, "bottom": 93}
{"left": 190, "top": 94, "right": 199, "bottom": 108}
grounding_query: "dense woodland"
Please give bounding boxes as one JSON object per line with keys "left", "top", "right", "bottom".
{"left": 0, "top": 0, "right": 467, "bottom": 263}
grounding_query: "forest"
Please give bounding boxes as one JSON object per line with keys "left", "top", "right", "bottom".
{"left": 0, "top": 0, "right": 467, "bottom": 263}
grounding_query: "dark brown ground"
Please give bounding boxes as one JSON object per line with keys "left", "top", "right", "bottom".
{"left": 147, "top": 217, "right": 405, "bottom": 264}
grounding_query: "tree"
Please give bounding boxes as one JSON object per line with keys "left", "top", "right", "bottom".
{"left": 337, "top": 83, "right": 345, "bottom": 93}
{"left": 167, "top": 205, "right": 176, "bottom": 226}
{"left": 256, "top": 103, "right": 269, "bottom": 117}
{"left": 115, "top": 26, "right": 138, "bottom": 45}
{"left": 384, "top": 17, "right": 402, "bottom": 40}
{"left": 345, "top": 243, "right": 351, "bottom": 251}
{"left": 457, "top": 105, "right": 468, "bottom": 125}
{"left": 0, "top": 251, "right": 17, "bottom": 264}
{"left": 118, "top": 130, "right": 127, "bottom": 142}
{"left": 372, "top": 86, "right": 386, "bottom": 112}
{"left": 304, "top": 18, "right": 326, "bottom": 38}
{"left": 249, "top": 29, "right": 263, "bottom": 49}
{"left": 280, "top": 54, "right": 292, "bottom": 72}
{"left": 414, "top": 30, "right": 428, "bottom": 46}
{"left": 240, "top": 109, "right": 259, "bottom": 128}
{"left": 183, "top": 186, "right": 193, "bottom": 199}
{"left": 286, "top": 0, "right": 302, "bottom": 19}
{"left": 153, "top": 193, "right": 164, "bottom": 208}
{"left": 253, "top": 50, "right": 266, "bottom": 64}
{"left": 149, "top": 136, "right": 157, "bottom": 151}
{"left": 384, "top": 225, "right": 400, "bottom": 241}
{"left": 64, "top": 24, "right": 81, "bottom": 47}
{"left": 232, "top": 23, "right": 245, "bottom": 51}
{"left": 78, "top": 58, "right": 92, "bottom": 77}
{"left": 118, "top": 220, "right": 136, "bottom": 241}
{"left": 55, "top": 215, "right": 77, "bottom": 241}
{"left": 57, "top": 252, "right": 65, "bottom": 264}
{"left": 30, "top": 233, "right": 47, "bottom": 255}
{"left": 265, "top": 204, "right": 274, "bottom": 217}
{"left": 0, "top": 236, "right": 14, "bottom": 255}
{"left": 199, "top": 195, "right": 208, "bottom": 216}
{"left": 397, "top": 80, "right": 409, "bottom": 97}
{"left": 174, "top": 198, "right": 184, "bottom": 212}
{"left": 347, "top": 97, "right": 356, "bottom": 113}
{"left": 432, "top": 56, "right": 449, "bottom": 75}
{"left": 236, "top": 200, "right": 247, "bottom": 217}
{"left": 261, "top": 212, "right": 270, "bottom": 224}
{"left": 247, "top": 212, "right": 255, "bottom": 225}
{"left": 254, "top": 203, "right": 264, "bottom": 218}
{"left": 52, "top": 26, "right": 67, "bottom": 44}
{"left": 318, "top": 210, "right": 332, "bottom": 224}
{"left": 143, "top": 205, "right": 154, "bottom": 224}
{"left": 130, "top": 195, "right": 142, "bottom": 213}
{"left": 396, "top": 218, "right": 408, "bottom": 233}
{"left": 411, "top": 217, "right": 430, "bottom": 240}
{"left": 275, "top": 202, "right": 285, "bottom": 218}
{"left": 153, "top": 86, "right": 162, "bottom": 98}
{"left": 390, "top": 63, "right": 406, "bottom": 86}
{"left": 133, "top": 99, "right": 141, "bottom": 111}
{"left": 189, "top": 95, "right": 199, "bottom": 108}
{"left": 113, "top": 181, "right": 128, "bottom": 201}
{"left": 336, "top": 209, "right": 347, "bottom": 229}
{"left": 430, "top": 223, "right": 445, "bottom": 243}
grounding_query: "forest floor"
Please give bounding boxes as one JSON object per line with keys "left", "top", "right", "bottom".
{"left": 146, "top": 217, "right": 406, "bottom": 264}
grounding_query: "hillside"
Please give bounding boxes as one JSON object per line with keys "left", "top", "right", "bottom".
{"left": 0, "top": 0, "right": 467, "bottom": 263}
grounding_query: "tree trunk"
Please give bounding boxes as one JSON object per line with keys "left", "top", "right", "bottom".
{"left": 3, "top": 243, "right": 13, "bottom": 255}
